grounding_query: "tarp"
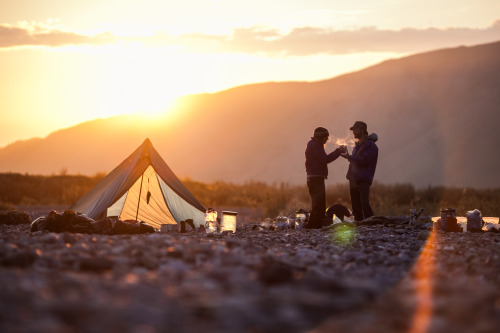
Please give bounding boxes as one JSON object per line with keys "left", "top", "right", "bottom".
{"left": 70, "top": 139, "right": 206, "bottom": 228}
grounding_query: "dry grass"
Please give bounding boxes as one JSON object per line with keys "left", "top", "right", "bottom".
{"left": 0, "top": 173, "right": 498, "bottom": 220}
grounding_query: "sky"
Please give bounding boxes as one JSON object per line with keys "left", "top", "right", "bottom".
{"left": 0, "top": 0, "right": 499, "bottom": 147}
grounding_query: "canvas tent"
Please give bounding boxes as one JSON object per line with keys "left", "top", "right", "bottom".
{"left": 70, "top": 139, "right": 206, "bottom": 228}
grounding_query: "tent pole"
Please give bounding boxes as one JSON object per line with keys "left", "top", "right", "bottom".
{"left": 135, "top": 174, "right": 144, "bottom": 221}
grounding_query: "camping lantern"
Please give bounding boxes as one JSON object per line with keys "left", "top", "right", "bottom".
{"left": 221, "top": 211, "right": 237, "bottom": 233}
{"left": 205, "top": 208, "right": 218, "bottom": 233}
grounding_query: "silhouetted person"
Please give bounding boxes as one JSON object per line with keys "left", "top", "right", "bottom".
{"left": 341, "top": 121, "right": 378, "bottom": 221}
{"left": 305, "top": 127, "right": 344, "bottom": 229}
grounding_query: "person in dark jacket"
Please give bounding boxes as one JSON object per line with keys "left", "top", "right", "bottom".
{"left": 341, "top": 121, "right": 378, "bottom": 221}
{"left": 305, "top": 127, "right": 344, "bottom": 229}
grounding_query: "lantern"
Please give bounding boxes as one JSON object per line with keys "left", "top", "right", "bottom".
{"left": 205, "top": 208, "right": 218, "bottom": 233}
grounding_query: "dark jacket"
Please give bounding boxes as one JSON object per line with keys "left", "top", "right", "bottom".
{"left": 305, "top": 138, "right": 341, "bottom": 178}
{"left": 346, "top": 133, "right": 379, "bottom": 184}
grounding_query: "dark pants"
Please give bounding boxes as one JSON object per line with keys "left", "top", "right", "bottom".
{"left": 307, "top": 176, "right": 326, "bottom": 228}
{"left": 349, "top": 180, "right": 374, "bottom": 221}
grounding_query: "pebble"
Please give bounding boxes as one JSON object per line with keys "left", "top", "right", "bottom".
{"left": 0, "top": 216, "right": 498, "bottom": 332}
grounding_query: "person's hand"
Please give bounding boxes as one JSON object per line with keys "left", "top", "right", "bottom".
{"left": 340, "top": 145, "right": 349, "bottom": 158}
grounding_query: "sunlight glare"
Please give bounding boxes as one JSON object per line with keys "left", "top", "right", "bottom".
{"left": 83, "top": 44, "right": 200, "bottom": 119}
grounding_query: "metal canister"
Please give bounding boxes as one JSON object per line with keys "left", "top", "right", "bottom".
{"left": 440, "top": 208, "right": 456, "bottom": 231}
{"left": 221, "top": 211, "right": 237, "bottom": 233}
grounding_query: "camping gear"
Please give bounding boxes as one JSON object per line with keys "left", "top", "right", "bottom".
{"left": 30, "top": 210, "right": 155, "bottom": 235}
{"left": 276, "top": 216, "right": 290, "bottom": 229}
{"left": 294, "top": 209, "right": 308, "bottom": 229}
{"left": 220, "top": 211, "right": 237, "bottom": 233}
{"left": 326, "top": 204, "right": 351, "bottom": 222}
{"left": 332, "top": 214, "right": 343, "bottom": 224}
{"left": 160, "top": 224, "right": 178, "bottom": 233}
{"left": 70, "top": 139, "right": 206, "bottom": 229}
{"left": 205, "top": 209, "right": 218, "bottom": 233}
{"left": 466, "top": 209, "right": 483, "bottom": 232}
{"left": 180, "top": 219, "right": 196, "bottom": 233}
{"left": 440, "top": 208, "right": 456, "bottom": 231}
{"left": 445, "top": 216, "right": 462, "bottom": 232}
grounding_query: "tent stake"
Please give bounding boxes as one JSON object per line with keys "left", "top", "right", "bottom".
{"left": 135, "top": 174, "right": 144, "bottom": 221}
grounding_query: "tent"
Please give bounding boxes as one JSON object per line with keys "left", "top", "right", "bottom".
{"left": 70, "top": 138, "right": 206, "bottom": 228}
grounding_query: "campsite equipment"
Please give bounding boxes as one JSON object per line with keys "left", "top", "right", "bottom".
{"left": 276, "top": 216, "right": 290, "bottom": 229}
{"left": 466, "top": 209, "right": 483, "bottom": 232}
{"left": 70, "top": 139, "right": 206, "bottom": 229}
{"left": 160, "top": 224, "right": 178, "bottom": 233}
{"left": 220, "top": 211, "right": 237, "bottom": 233}
{"left": 440, "top": 208, "right": 456, "bottom": 231}
{"left": 445, "top": 216, "right": 461, "bottom": 232}
{"left": 295, "top": 209, "right": 308, "bottom": 229}
{"left": 332, "top": 214, "right": 343, "bottom": 224}
{"left": 205, "top": 209, "right": 218, "bottom": 233}
{"left": 326, "top": 204, "right": 352, "bottom": 222}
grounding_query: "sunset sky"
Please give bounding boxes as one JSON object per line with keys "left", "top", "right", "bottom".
{"left": 1, "top": 0, "right": 499, "bottom": 147}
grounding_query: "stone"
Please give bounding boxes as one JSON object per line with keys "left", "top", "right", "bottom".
{"left": 257, "top": 256, "right": 294, "bottom": 285}
{"left": 79, "top": 257, "right": 114, "bottom": 272}
{"left": 416, "top": 231, "right": 431, "bottom": 241}
{"left": 0, "top": 212, "right": 498, "bottom": 332}
{"left": 1, "top": 251, "right": 36, "bottom": 267}
{"left": 0, "top": 211, "right": 31, "bottom": 225}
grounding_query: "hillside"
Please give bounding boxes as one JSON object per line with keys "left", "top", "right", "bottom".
{"left": 1, "top": 41, "right": 499, "bottom": 188}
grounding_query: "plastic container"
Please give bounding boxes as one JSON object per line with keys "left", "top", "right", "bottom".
{"left": 220, "top": 211, "right": 237, "bottom": 233}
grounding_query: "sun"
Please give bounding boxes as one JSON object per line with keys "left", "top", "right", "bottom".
{"left": 81, "top": 43, "right": 201, "bottom": 119}
{"left": 135, "top": 97, "right": 182, "bottom": 120}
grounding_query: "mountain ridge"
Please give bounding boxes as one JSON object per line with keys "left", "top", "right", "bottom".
{"left": 1, "top": 40, "right": 499, "bottom": 187}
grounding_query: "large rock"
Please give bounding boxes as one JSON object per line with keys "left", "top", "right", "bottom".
{"left": 0, "top": 211, "right": 31, "bottom": 225}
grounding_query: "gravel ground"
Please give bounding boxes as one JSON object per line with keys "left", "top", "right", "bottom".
{"left": 0, "top": 214, "right": 499, "bottom": 333}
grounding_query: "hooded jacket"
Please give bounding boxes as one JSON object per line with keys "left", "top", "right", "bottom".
{"left": 305, "top": 138, "right": 341, "bottom": 178}
{"left": 346, "top": 133, "right": 379, "bottom": 184}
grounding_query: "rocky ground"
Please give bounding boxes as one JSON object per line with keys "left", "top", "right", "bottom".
{"left": 0, "top": 213, "right": 499, "bottom": 333}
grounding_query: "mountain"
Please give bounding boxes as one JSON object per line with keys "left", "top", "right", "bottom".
{"left": 1, "top": 41, "right": 500, "bottom": 188}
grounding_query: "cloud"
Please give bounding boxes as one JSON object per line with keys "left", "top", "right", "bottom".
{"left": 0, "top": 23, "right": 115, "bottom": 48}
{"left": 139, "top": 20, "right": 500, "bottom": 55}
{"left": 1, "top": 20, "right": 499, "bottom": 55}
{"left": 210, "top": 20, "right": 500, "bottom": 55}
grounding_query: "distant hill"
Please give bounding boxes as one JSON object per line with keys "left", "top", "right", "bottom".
{"left": 1, "top": 40, "right": 499, "bottom": 188}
